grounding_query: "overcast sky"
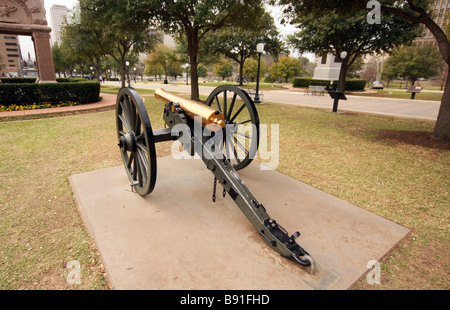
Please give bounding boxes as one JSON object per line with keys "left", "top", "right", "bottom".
{"left": 19, "top": 0, "right": 313, "bottom": 61}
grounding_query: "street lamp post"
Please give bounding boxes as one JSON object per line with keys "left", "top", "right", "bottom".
{"left": 184, "top": 63, "right": 189, "bottom": 85}
{"left": 254, "top": 43, "right": 265, "bottom": 104}
{"left": 125, "top": 61, "right": 130, "bottom": 87}
{"left": 332, "top": 51, "right": 348, "bottom": 113}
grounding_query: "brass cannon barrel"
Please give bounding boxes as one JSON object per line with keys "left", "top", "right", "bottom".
{"left": 154, "top": 88, "right": 225, "bottom": 129}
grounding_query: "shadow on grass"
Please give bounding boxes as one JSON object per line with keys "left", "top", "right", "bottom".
{"left": 373, "top": 130, "right": 450, "bottom": 150}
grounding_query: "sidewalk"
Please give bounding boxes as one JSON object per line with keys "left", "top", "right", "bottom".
{"left": 104, "top": 81, "right": 440, "bottom": 121}
{"left": 0, "top": 83, "right": 441, "bottom": 122}
{"left": 0, "top": 93, "right": 117, "bottom": 119}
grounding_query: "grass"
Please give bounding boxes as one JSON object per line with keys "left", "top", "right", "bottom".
{"left": 350, "top": 89, "right": 443, "bottom": 101}
{"left": 0, "top": 95, "right": 448, "bottom": 290}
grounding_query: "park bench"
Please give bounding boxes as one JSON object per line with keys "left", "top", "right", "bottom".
{"left": 246, "top": 88, "right": 264, "bottom": 101}
{"left": 305, "top": 85, "right": 326, "bottom": 96}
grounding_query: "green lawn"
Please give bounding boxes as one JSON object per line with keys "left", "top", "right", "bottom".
{"left": 0, "top": 96, "right": 448, "bottom": 289}
{"left": 351, "top": 89, "right": 443, "bottom": 101}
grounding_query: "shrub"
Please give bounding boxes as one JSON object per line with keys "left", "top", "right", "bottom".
{"left": 0, "top": 81, "right": 100, "bottom": 107}
{"left": 293, "top": 77, "right": 330, "bottom": 88}
{"left": 331, "top": 79, "right": 367, "bottom": 91}
{"left": 293, "top": 77, "right": 366, "bottom": 91}
{"left": 0, "top": 77, "right": 37, "bottom": 84}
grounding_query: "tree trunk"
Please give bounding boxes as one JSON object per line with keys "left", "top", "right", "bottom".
{"left": 121, "top": 64, "right": 126, "bottom": 88}
{"left": 186, "top": 28, "right": 200, "bottom": 101}
{"left": 433, "top": 65, "right": 450, "bottom": 141}
{"left": 238, "top": 54, "right": 245, "bottom": 86}
{"left": 190, "top": 57, "right": 199, "bottom": 101}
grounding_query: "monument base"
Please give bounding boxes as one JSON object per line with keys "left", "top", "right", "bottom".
{"left": 69, "top": 156, "right": 409, "bottom": 290}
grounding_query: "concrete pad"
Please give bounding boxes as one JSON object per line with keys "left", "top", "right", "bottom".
{"left": 69, "top": 156, "right": 409, "bottom": 290}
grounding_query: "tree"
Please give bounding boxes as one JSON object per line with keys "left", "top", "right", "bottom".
{"left": 145, "top": 45, "right": 178, "bottom": 83}
{"left": 140, "top": 0, "right": 264, "bottom": 100}
{"left": 244, "top": 58, "right": 267, "bottom": 82}
{"left": 274, "top": 0, "right": 450, "bottom": 140}
{"left": 202, "top": 10, "right": 286, "bottom": 85}
{"left": 298, "top": 57, "right": 316, "bottom": 77}
{"left": 60, "top": 21, "right": 107, "bottom": 82}
{"left": 287, "top": 6, "right": 418, "bottom": 91}
{"left": 213, "top": 59, "right": 234, "bottom": 80}
{"left": 51, "top": 43, "right": 66, "bottom": 77}
{"left": 144, "top": 65, "right": 164, "bottom": 81}
{"left": 382, "top": 44, "right": 443, "bottom": 86}
{"left": 78, "top": 0, "right": 162, "bottom": 87}
{"left": 268, "top": 56, "right": 302, "bottom": 83}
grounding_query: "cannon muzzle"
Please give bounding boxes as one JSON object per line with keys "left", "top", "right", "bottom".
{"left": 154, "top": 88, "right": 225, "bottom": 130}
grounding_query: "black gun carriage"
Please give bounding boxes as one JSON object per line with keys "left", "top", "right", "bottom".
{"left": 115, "top": 85, "right": 316, "bottom": 274}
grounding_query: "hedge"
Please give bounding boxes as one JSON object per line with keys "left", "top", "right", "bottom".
{"left": 293, "top": 77, "right": 367, "bottom": 91}
{"left": 0, "top": 77, "right": 87, "bottom": 84}
{"left": 0, "top": 81, "right": 100, "bottom": 106}
{"left": 0, "top": 77, "right": 38, "bottom": 84}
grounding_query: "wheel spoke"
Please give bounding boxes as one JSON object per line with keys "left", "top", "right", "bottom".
{"left": 229, "top": 103, "right": 246, "bottom": 123}
{"left": 223, "top": 91, "right": 227, "bottom": 120}
{"left": 132, "top": 154, "right": 138, "bottom": 180}
{"left": 137, "top": 142, "right": 149, "bottom": 155}
{"left": 125, "top": 96, "right": 136, "bottom": 132}
{"left": 120, "top": 100, "right": 131, "bottom": 127}
{"left": 127, "top": 152, "right": 134, "bottom": 168}
{"left": 236, "top": 119, "right": 252, "bottom": 126}
{"left": 214, "top": 95, "right": 222, "bottom": 113}
{"left": 135, "top": 149, "right": 148, "bottom": 184}
{"left": 119, "top": 114, "right": 132, "bottom": 133}
{"left": 235, "top": 131, "right": 252, "bottom": 139}
{"left": 226, "top": 93, "right": 237, "bottom": 122}
{"left": 137, "top": 148, "right": 149, "bottom": 176}
{"left": 233, "top": 141, "right": 241, "bottom": 164}
{"left": 233, "top": 135, "right": 249, "bottom": 155}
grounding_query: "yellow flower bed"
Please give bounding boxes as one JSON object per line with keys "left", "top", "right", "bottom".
{"left": 0, "top": 102, "right": 79, "bottom": 112}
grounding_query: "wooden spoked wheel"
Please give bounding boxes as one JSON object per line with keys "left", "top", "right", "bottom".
{"left": 205, "top": 85, "right": 260, "bottom": 171}
{"left": 116, "top": 87, "right": 157, "bottom": 196}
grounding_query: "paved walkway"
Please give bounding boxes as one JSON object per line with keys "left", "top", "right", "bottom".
{"left": 0, "top": 82, "right": 441, "bottom": 121}
{"left": 107, "top": 81, "right": 441, "bottom": 121}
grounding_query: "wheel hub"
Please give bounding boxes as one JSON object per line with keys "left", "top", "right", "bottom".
{"left": 118, "top": 132, "right": 137, "bottom": 152}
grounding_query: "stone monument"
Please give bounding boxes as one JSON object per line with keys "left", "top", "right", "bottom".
{"left": 0, "top": 0, "right": 56, "bottom": 83}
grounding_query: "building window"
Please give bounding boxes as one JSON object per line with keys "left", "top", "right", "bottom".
{"left": 321, "top": 55, "right": 327, "bottom": 64}
{"left": 7, "top": 54, "right": 19, "bottom": 58}
{"left": 8, "top": 60, "right": 14, "bottom": 62}
{"left": 5, "top": 42, "right": 17, "bottom": 46}
{"left": 6, "top": 48, "right": 18, "bottom": 52}
{"left": 4, "top": 36, "right": 16, "bottom": 40}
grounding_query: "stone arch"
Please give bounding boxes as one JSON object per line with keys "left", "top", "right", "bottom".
{"left": 0, "top": 0, "right": 56, "bottom": 82}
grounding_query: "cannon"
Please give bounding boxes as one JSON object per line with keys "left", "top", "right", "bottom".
{"left": 115, "top": 85, "right": 316, "bottom": 274}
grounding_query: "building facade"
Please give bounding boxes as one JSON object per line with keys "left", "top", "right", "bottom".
{"left": 49, "top": 4, "right": 69, "bottom": 46}
{"left": 416, "top": 0, "right": 449, "bottom": 45}
{"left": 0, "top": 35, "right": 23, "bottom": 77}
